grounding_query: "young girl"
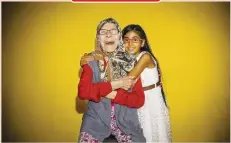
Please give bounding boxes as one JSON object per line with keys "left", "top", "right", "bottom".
{"left": 80, "top": 24, "right": 172, "bottom": 142}
{"left": 122, "top": 24, "right": 172, "bottom": 142}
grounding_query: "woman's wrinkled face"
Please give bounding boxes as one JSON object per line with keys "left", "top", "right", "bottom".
{"left": 98, "top": 23, "right": 120, "bottom": 53}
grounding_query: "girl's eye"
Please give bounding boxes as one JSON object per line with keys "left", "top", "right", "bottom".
{"left": 124, "top": 39, "right": 129, "bottom": 42}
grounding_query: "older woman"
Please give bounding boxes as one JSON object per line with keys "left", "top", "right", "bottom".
{"left": 77, "top": 18, "right": 146, "bottom": 143}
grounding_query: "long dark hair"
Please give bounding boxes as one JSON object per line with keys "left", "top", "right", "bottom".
{"left": 122, "top": 24, "right": 168, "bottom": 108}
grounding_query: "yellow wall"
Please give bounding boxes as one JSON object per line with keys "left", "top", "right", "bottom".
{"left": 2, "top": 2, "right": 230, "bottom": 142}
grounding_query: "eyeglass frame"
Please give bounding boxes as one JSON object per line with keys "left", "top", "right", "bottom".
{"left": 99, "top": 29, "right": 119, "bottom": 35}
{"left": 123, "top": 37, "right": 143, "bottom": 43}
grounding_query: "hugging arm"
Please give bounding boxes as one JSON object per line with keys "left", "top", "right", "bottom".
{"left": 128, "top": 53, "right": 155, "bottom": 79}
{"left": 107, "top": 53, "right": 155, "bottom": 108}
{"left": 78, "top": 64, "right": 127, "bottom": 102}
{"left": 78, "top": 64, "right": 112, "bottom": 102}
{"left": 112, "top": 77, "right": 145, "bottom": 108}
{"left": 78, "top": 53, "right": 153, "bottom": 107}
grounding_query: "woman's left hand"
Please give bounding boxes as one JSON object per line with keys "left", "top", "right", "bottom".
{"left": 105, "top": 91, "right": 117, "bottom": 99}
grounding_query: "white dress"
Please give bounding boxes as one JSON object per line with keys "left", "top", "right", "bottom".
{"left": 137, "top": 51, "right": 172, "bottom": 142}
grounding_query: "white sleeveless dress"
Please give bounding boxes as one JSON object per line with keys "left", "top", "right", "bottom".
{"left": 137, "top": 51, "right": 172, "bottom": 142}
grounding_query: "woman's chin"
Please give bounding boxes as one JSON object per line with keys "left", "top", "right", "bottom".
{"left": 103, "top": 45, "right": 117, "bottom": 53}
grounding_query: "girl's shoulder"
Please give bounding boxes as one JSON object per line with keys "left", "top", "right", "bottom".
{"left": 137, "top": 51, "right": 153, "bottom": 61}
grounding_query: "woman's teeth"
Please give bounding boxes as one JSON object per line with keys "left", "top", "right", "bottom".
{"left": 105, "top": 41, "right": 114, "bottom": 45}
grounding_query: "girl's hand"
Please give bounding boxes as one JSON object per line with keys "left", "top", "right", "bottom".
{"left": 80, "top": 53, "right": 94, "bottom": 66}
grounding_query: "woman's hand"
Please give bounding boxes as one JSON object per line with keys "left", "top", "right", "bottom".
{"left": 111, "top": 76, "right": 135, "bottom": 90}
{"left": 120, "top": 76, "right": 136, "bottom": 90}
{"left": 80, "top": 53, "right": 94, "bottom": 67}
{"left": 105, "top": 91, "right": 117, "bottom": 99}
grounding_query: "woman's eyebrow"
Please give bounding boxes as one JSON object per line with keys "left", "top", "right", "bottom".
{"left": 100, "top": 28, "right": 117, "bottom": 30}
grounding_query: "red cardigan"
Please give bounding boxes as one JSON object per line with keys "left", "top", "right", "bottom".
{"left": 78, "top": 64, "right": 145, "bottom": 108}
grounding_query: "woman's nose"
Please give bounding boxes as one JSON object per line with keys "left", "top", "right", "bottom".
{"left": 106, "top": 32, "right": 112, "bottom": 37}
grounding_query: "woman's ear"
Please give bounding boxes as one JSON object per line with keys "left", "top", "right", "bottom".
{"left": 141, "top": 39, "right": 145, "bottom": 47}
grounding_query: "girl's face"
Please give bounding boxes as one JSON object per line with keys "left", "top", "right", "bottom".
{"left": 123, "top": 31, "right": 145, "bottom": 56}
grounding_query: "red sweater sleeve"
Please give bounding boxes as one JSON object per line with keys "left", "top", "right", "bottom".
{"left": 78, "top": 64, "right": 113, "bottom": 102}
{"left": 112, "top": 78, "right": 145, "bottom": 108}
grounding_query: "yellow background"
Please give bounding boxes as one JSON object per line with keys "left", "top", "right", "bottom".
{"left": 2, "top": 2, "right": 230, "bottom": 142}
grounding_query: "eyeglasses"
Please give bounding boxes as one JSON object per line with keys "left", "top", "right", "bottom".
{"left": 123, "top": 38, "right": 142, "bottom": 43}
{"left": 99, "top": 29, "right": 118, "bottom": 35}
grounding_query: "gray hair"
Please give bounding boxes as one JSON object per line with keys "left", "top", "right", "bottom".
{"left": 95, "top": 18, "right": 124, "bottom": 53}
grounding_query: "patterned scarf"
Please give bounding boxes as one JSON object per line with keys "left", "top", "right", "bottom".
{"left": 89, "top": 18, "right": 137, "bottom": 82}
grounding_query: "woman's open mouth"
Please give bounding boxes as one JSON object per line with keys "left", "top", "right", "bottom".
{"left": 105, "top": 41, "right": 115, "bottom": 45}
